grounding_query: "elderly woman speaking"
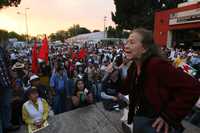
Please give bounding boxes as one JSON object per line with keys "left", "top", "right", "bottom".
{"left": 123, "top": 28, "right": 200, "bottom": 133}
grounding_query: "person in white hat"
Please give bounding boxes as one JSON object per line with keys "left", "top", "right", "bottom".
{"left": 29, "top": 75, "right": 39, "bottom": 82}
{"left": 28, "top": 75, "right": 50, "bottom": 104}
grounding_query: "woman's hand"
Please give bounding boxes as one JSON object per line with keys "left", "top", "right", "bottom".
{"left": 34, "top": 120, "right": 43, "bottom": 128}
{"left": 112, "top": 96, "right": 118, "bottom": 101}
{"left": 118, "top": 93, "right": 123, "bottom": 99}
{"left": 152, "top": 117, "right": 169, "bottom": 133}
{"left": 77, "top": 91, "right": 81, "bottom": 97}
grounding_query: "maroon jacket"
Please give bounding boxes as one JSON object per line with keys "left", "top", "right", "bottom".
{"left": 123, "top": 57, "right": 200, "bottom": 127}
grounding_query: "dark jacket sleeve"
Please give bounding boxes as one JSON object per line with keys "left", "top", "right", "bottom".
{"left": 1, "top": 47, "right": 10, "bottom": 68}
{"left": 152, "top": 58, "right": 200, "bottom": 124}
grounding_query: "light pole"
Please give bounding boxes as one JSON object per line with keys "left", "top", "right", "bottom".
{"left": 17, "top": 8, "right": 30, "bottom": 44}
{"left": 104, "top": 16, "right": 107, "bottom": 39}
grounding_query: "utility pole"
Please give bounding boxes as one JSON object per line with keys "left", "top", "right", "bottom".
{"left": 17, "top": 8, "right": 30, "bottom": 44}
{"left": 104, "top": 16, "right": 107, "bottom": 39}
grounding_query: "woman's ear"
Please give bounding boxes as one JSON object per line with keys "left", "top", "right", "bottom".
{"left": 141, "top": 46, "right": 147, "bottom": 55}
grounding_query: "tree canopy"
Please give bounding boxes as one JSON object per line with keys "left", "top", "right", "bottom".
{"left": 49, "top": 30, "right": 69, "bottom": 42}
{"left": 8, "top": 31, "right": 26, "bottom": 41}
{"left": 49, "top": 24, "right": 92, "bottom": 42}
{"left": 112, "top": 0, "right": 187, "bottom": 30}
{"left": 0, "top": 29, "right": 8, "bottom": 43}
{"left": 68, "top": 24, "right": 91, "bottom": 37}
{"left": 93, "top": 30, "right": 101, "bottom": 32}
{"left": 107, "top": 26, "right": 129, "bottom": 38}
{"left": 0, "top": 0, "right": 21, "bottom": 9}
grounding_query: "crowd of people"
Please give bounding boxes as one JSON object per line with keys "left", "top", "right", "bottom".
{"left": 0, "top": 28, "right": 200, "bottom": 133}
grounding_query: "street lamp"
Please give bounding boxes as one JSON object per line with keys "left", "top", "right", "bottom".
{"left": 17, "top": 8, "right": 30, "bottom": 44}
{"left": 104, "top": 16, "right": 107, "bottom": 39}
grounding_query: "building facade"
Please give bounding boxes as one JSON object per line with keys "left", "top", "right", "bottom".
{"left": 154, "top": 1, "right": 200, "bottom": 49}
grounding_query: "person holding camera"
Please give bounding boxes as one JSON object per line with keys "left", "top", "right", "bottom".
{"left": 101, "top": 58, "right": 127, "bottom": 111}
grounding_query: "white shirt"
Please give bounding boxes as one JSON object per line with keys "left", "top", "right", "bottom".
{"left": 10, "top": 53, "right": 17, "bottom": 60}
{"left": 195, "top": 97, "right": 200, "bottom": 108}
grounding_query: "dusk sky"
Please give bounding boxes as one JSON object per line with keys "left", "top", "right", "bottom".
{"left": 0, "top": 0, "right": 115, "bottom": 36}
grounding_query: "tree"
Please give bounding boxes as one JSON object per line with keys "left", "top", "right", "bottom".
{"left": 112, "top": 0, "right": 186, "bottom": 30}
{"left": 55, "top": 30, "right": 68, "bottom": 42}
{"left": 49, "top": 30, "right": 69, "bottom": 43}
{"left": 49, "top": 33, "right": 57, "bottom": 42}
{"left": 9, "top": 31, "right": 25, "bottom": 41}
{"left": 0, "top": 0, "right": 21, "bottom": 9}
{"left": 49, "top": 25, "right": 91, "bottom": 42}
{"left": 18, "top": 34, "right": 26, "bottom": 41}
{"left": 78, "top": 27, "right": 91, "bottom": 35}
{"left": 107, "top": 26, "right": 116, "bottom": 38}
{"left": 8, "top": 31, "right": 25, "bottom": 40}
{"left": 68, "top": 24, "right": 91, "bottom": 37}
{"left": 0, "top": 29, "right": 9, "bottom": 48}
{"left": 93, "top": 30, "right": 100, "bottom": 32}
{"left": 8, "top": 31, "right": 26, "bottom": 41}
{"left": 107, "top": 26, "right": 129, "bottom": 38}
{"left": 0, "top": 29, "right": 8, "bottom": 44}
{"left": 8, "top": 31, "right": 19, "bottom": 39}
{"left": 68, "top": 24, "right": 79, "bottom": 37}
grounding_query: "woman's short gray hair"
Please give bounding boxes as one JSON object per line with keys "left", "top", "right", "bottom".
{"left": 131, "top": 28, "right": 163, "bottom": 62}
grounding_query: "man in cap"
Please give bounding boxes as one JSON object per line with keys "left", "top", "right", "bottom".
{"left": 28, "top": 75, "right": 50, "bottom": 104}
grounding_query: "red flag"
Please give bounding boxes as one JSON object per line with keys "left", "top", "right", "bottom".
{"left": 39, "top": 36, "right": 49, "bottom": 64}
{"left": 78, "top": 48, "right": 87, "bottom": 59}
{"left": 32, "top": 40, "right": 38, "bottom": 74}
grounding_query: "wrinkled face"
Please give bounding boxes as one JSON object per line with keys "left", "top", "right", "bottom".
{"left": 124, "top": 32, "right": 146, "bottom": 60}
{"left": 77, "top": 81, "right": 84, "bottom": 91}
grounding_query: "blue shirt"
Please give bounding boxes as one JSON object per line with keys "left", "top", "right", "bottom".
{"left": 190, "top": 56, "right": 200, "bottom": 65}
{"left": 50, "top": 72, "right": 68, "bottom": 92}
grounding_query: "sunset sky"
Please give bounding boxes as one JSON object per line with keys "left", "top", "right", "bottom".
{"left": 0, "top": 0, "right": 115, "bottom": 36}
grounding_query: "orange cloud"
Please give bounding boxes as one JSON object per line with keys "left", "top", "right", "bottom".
{"left": 0, "top": 0, "right": 115, "bottom": 36}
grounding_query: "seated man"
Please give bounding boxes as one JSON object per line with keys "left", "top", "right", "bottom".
{"left": 22, "top": 87, "right": 49, "bottom": 133}
{"left": 101, "top": 63, "right": 127, "bottom": 111}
